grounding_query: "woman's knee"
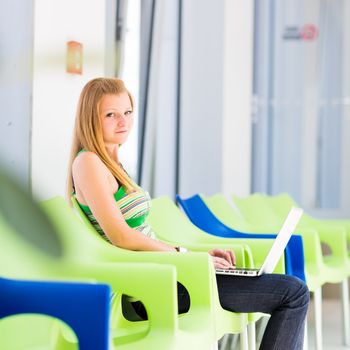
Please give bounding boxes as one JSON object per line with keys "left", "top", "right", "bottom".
{"left": 298, "top": 280, "right": 310, "bottom": 308}
{"left": 286, "top": 276, "right": 310, "bottom": 309}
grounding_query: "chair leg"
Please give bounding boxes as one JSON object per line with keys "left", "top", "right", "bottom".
{"left": 240, "top": 326, "right": 249, "bottom": 350}
{"left": 255, "top": 315, "right": 269, "bottom": 348}
{"left": 314, "top": 287, "right": 323, "bottom": 350}
{"left": 219, "top": 334, "right": 230, "bottom": 349}
{"left": 248, "top": 321, "right": 256, "bottom": 350}
{"left": 219, "top": 334, "right": 239, "bottom": 350}
{"left": 341, "top": 278, "right": 350, "bottom": 346}
{"left": 303, "top": 319, "right": 308, "bottom": 350}
{"left": 230, "top": 334, "right": 239, "bottom": 349}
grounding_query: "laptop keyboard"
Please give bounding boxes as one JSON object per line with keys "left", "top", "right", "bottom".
{"left": 215, "top": 268, "right": 260, "bottom": 276}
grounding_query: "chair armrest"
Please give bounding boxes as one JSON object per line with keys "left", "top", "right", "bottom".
{"left": 157, "top": 235, "right": 284, "bottom": 273}
{"left": 308, "top": 220, "right": 350, "bottom": 249}
{"left": 162, "top": 240, "right": 284, "bottom": 274}
{"left": 300, "top": 224, "right": 348, "bottom": 259}
{"left": 158, "top": 242, "right": 250, "bottom": 267}
{"left": 64, "top": 262, "right": 178, "bottom": 333}
{"left": 324, "top": 220, "right": 350, "bottom": 248}
{"left": 68, "top": 252, "right": 215, "bottom": 317}
{"left": 294, "top": 228, "right": 323, "bottom": 265}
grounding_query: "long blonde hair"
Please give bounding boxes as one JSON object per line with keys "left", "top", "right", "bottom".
{"left": 67, "top": 77, "right": 136, "bottom": 199}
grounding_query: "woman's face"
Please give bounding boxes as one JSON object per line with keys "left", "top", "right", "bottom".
{"left": 99, "top": 93, "right": 134, "bottom": 146}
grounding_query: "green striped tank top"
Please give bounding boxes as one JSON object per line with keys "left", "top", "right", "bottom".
{"left": 77, "top": 184, "right": 156, "bottom": 243}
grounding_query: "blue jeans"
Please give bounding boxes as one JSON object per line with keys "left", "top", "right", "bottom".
{"left": 179, "top": 274, "right": 309, "bottom": 350}
{"left": 133, "top": 274, "right": 309, "bottom": 350}
{"left": 189, "top": 274, "right": 309, "bottom": 349}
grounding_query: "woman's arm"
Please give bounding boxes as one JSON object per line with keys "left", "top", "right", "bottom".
{"left": 72, "top": 152, "right": 176, "bottom": 252}
{"left": 72, "top": 152, "right": 235, "bottom": 268}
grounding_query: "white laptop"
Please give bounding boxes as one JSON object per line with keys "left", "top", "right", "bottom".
{"left": 216, "top": 207, "right": 303, "bottom": 277}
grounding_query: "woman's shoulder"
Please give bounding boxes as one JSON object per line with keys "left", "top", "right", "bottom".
{"left": 72, "top": 151, "right": 106, "bottom": 174}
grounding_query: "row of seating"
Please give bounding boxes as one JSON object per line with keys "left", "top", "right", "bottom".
{"left": 1, "top": 189, "right": 259, "bottom": 349}
{"left": 1, "top": 182, "right": 349, "bottom": 349}
{"left": 174, "top": 192, "right": 350, "bottom": 350}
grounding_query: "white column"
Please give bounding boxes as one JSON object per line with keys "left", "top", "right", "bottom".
{"left": 222, "top": 0, "right": 254, "bottom": 197}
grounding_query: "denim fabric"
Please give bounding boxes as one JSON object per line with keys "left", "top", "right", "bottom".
{"left": 132, "top": 274, "right": 309, "bottom": 350}
{"left": 178, "top": 274, "right": 310, "bottom": 350}
{"left": 215, "top": 274, "right": 309, "bottom": 350}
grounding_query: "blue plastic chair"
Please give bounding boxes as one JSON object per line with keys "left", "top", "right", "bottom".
{"left": 176, "top": 194, "right": 306, "bottom": 282}
{"left": 0, "top": 277, "right": 111, "bottom": 350}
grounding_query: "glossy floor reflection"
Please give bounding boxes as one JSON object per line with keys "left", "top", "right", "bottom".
{"left": 308, "top": 298, "right": 346, "bottom": 350}
{"left": 219, "top": 298, "right": 347, "bottom": 349}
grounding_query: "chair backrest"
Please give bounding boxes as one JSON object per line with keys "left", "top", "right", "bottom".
{"left": 0, "top": 212, "right": 58, "bottom": 279}
{"left": 232, "top": 193, "right": 284, "bottom": 226}
{"left": 0, "top": 168, "right": 64, "bottom": 279}
{"left": 267, "top": 193, "right": 295, "bottom": 216}
{"left": 70, "top": 196, "right": 104, "bottom": 238}
{"left": 41, "top": 196, "right": 122, "bottom": 263}
{"left": 179, "top": 194, "right": 307, "bottom": 281}
{"left": 204, "top": 194, "right": 251, "bottom": 231}
{"left": 176, "top": 194, "right": 245, "bottom": 238}
{"left": 148, "top": 196, "right": 251, "bottom": 268}
{"left": 148, "top": 196, "right": 224, "bottom": 244}
{"left": 0, "top": 277, "right": 110, "bottom": 350}
{"left": 0, "top": 170, "right": 63, "bottom": 258}
{"left": 0, "top": 174, "right": 110, "bottom": 350}
{"left": 268, "top": 193, "right": 313, "bottom": 226}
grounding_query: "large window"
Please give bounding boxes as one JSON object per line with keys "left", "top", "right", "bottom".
{"left": 106, "top": 0, "right": 141, "bottom": 180}
{"left": 252, "top": 0, "right": 350, "bottom": 217}
{"left": 118, "top": 0, "right": 140, "bottom": 180}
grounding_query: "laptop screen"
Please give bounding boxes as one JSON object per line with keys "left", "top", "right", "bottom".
{"left": 258, "top": 207, "right": 303, "bottom": 275}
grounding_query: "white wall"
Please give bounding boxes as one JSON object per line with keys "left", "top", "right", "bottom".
{"left": 31, "top": 0, "right": 106, "bottom": 199}
{"left": 30, "top": 0, "right": 254, "bottom": 200}
{"left": 0, "top": 0, "right": 34, "bottom": 188}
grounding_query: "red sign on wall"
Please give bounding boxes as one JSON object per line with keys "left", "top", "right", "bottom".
{"left": 283, "top": 24, "right": 319, "bottom": 42}
{"left": 66, "top": 41, "right": 83, "bottom": 74}
{"left": 300, "top": 24, "right": 319, "bottom": 41}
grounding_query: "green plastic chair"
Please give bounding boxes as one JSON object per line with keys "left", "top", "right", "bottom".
{"left": 0, "top": 209, "right": 189, "bottom": 349}
{"left": 202, "top": 193, "right": 327, "bottom": 349}
{"left": 267, "top": 192, "right": 350, "bottom": 259}
{"left": 232, "top": 192, "right": 350, "bottom": 349}
{"left": 232, "top": 193, "right": 349, "bottom": 282}
{"left": 64, "top": 194, "right": 258, "bottom": 347}
{"left": 0, "top": 275, "right": 112, "bottom": 350}
{"left": 0, "top": 167, "right": 206, "bottom": 349}
{"left": 146, "top": 196, "right": 288, "bottom": 350}
{"left": 262, "top": 192, "right": 350, "bottom": 347}
{"left": 64, "top": 195, "right": 252, "bottom": 348}
{"left": 147, "top": 196, "right": 285, "bottom": 274}
{"left": 203, "top": 194, "right": 324, "bottom": 292}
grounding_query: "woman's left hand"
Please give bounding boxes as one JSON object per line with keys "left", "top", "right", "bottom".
{"left": 208, "top": 249, "right": 236, "bottom": 268}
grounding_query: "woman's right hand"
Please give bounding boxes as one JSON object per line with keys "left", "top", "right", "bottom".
{"left": 209, "top": 249, "right": 236, "bottom": 269}
{"left": 210, "top": 255, "right": 235, "bottom": 270}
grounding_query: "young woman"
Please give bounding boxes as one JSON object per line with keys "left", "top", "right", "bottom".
{"left": 68, "top": 77, "right": 309, "bottom": 349}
